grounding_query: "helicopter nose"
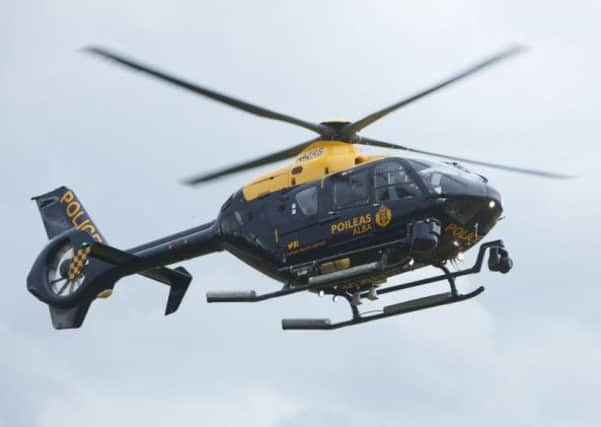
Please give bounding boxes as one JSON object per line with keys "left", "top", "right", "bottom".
{"left": 486, "top": 183, "right": 502, "bottom": 208}
{"left": 440, "top": 195, "right": 502, "bottom": 254}
{"left": 442, "top": 190, "right": 502, "bottom": 239}
{"left": 449, "top": 173, "right": 502, "bottom": 208}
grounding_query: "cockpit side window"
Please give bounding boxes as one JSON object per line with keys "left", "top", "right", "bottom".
{"left": 334, "top": 170, "right": 370, "bottom": 209}
{"left": 295, "top": 186, "right": 318, "bottom": 216}
{"left": 374, "top": 161, "right": 421, "bottom": 202}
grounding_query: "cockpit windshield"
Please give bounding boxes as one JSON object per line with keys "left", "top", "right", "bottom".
{"left": 406, "top": 159, "right": 487, "bottom": 197}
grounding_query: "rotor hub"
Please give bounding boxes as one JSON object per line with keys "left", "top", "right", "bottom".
{"left": 319, "top": 120, "right": 352, "bottom": 139}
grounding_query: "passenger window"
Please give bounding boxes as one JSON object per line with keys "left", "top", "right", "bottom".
{"left": 334, "top": 170, "right": 370, "bottom": 208}
{"left": 295, "top": 186, "right": 318, "bottom": 216}
{"left": 374, "top": 162, "right": 421, "bottom": 202}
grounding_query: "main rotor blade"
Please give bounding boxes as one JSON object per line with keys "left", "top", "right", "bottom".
{"left": 343, "top": 45, "right": 526, "bottom": 137}
{"left": 84, "top": 46, "right": 328, "bottom": 136}
{"left": 182, "top": 139, "right": 319, "bottom": 185}
{"left": 356, "top": 137, "right": 573, "bottom": 179}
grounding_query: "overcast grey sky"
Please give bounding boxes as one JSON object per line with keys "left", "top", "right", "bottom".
{"left": 1, "top": 1, "right": 600, "bottom": 426}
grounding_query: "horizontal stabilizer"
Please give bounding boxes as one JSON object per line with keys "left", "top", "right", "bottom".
{"left": 90, "top": 242, "right": 192, "bottom": 315}
{"left": 165, "top": 267, "right": 191, "bottom": 315}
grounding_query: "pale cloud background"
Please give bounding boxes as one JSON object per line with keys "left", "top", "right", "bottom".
{"left": 1, "top": 1, "right": 600, "bottom": 426}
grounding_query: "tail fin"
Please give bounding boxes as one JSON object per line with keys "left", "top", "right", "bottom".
{"left": 28, "top": 187, "right": 192, "bottom": 329}
{"left": 32, "top": 186, "right": 105, "bottom": 243}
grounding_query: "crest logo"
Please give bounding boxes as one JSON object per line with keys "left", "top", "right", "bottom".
{"left": 287, "top": 240, "right": 300, "bottom": 251}
{"left": 375, "top": 205, "right": 392, "bottom": 228}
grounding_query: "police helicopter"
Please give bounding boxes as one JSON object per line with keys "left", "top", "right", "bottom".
{"left": 27, "top": 45, "right": 571, "bottom": 330}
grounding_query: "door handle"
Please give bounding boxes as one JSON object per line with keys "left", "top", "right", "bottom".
{"left": 319, "top": 212, "right": 339, "bottom": 224}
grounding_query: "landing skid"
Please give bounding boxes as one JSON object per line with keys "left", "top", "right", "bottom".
{"left": 282, "top": 287, "right": 484, "bottom": 330}
{"left": 206, "top": 240, "right": 509, "bottom": 330}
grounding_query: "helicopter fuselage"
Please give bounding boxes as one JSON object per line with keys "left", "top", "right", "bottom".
{"left": 218, "top": 156, "right": 503, "bottom": 289}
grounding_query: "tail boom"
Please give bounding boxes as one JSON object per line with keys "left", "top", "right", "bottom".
{"left": 28, "top": 187, "right": 221, "bottom": 329}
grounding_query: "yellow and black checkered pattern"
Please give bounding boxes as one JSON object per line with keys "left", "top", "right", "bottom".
{"left": 67, "top": 246, "right": 92, "bottom": 281}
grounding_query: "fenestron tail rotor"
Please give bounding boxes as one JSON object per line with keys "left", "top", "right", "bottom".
{"left": 47, "top": 242, "right": 87, "bottom": 298}
{"left": 85, "top": 44, "right": 571, "bottom": 183}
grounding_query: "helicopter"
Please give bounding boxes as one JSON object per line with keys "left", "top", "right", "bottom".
{"left": 27, "top": 45, "right": 571, "bottom": 330}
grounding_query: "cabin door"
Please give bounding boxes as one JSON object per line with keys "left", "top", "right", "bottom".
{"left": 270, "top": 184, "right": 322, "bottom": 259}
{"left": 320, "top": 168, "right": 375, "bottom": 252}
